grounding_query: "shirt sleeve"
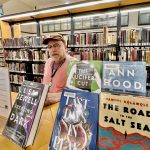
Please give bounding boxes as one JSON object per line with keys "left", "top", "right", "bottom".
{"left": 43, "top": 58, "right": 52, "bottom": 84}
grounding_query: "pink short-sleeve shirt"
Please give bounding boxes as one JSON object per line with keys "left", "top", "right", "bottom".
{"left": 43, "top": 55, "right": 76, "bottom": 93}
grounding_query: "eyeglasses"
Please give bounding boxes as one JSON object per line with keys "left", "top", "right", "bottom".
{"left": 47, "top": 43, "right": 61, "bottom": 49}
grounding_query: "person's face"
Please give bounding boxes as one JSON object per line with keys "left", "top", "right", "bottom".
{"left": 48, "top": 40, "right": 66, "bottom": 63}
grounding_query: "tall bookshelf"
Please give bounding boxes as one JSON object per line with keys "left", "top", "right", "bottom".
{"left": 0, "top": 21, "right": 12, "bottom": 67}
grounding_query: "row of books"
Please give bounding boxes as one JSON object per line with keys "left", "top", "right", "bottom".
{"left": 2, "top": 28, "right": 150, "bottom": 48}
{"left": 10, "top": 74, "right": 25, "bottom": 84}
{"left": 119, "top": 47, "right": 150, "bottom": 64}
{"left": 7, "top": 62, "right": 25, "bottom": 72}
{"left": 7, "top": 62, "right": 44, "bottom": 75}
{"left": 68, "top": 48, "right": 116, "bottom": 61}
{"left": 32, "top": 64, "right": 44, "bottom": 74}
{"left": 10, "top": 74, "right": 43, "bottom": 86}
{"left": 68, "top": 47, "right": 150, "bottom": 63}
{"left": 68, "top": 31, "right": 117, "bottom": 46}
{"left": 5, "top": 50, "right": 48, "bottom": 61}
{"left": 3, "top": 36, "right": 45, "bottom": 47}
{"left": 120, "top": 28, "right": 150, "bottom": 45}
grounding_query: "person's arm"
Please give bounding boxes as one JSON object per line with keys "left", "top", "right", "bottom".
{"left": 44, "top": 92, "right": 62, "bottom": 106}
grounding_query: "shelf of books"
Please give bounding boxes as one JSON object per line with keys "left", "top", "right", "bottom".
{"left": 3, "top": 37, "right": 49, "bottom": 92}
{"left": 0, "top": 37, "right": 5, "bottom": 67}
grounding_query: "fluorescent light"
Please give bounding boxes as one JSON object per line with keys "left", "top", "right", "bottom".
{"left": 0, "top": 0, "right": 121, "bottom": 20}
{"left": 121, "top": 6, "right": 150, "bottom": 13}
{"left": 21, "top": 22, "right": 37, "bottom": 25}
{"left": 65, "top": 2, "right": 69, "bottom": 4}
{"left": 40, "top": 17, "right": 71, "bottom": 24}
{"left": 74, "top": 11, "right": 118, "bottom": 19}
{"left": 0, "top": 12, "right": 39, "bottom": 20}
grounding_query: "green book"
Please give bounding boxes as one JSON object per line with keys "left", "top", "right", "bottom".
{"left": 67, "top": 60, "right": 102, "bottom": 93}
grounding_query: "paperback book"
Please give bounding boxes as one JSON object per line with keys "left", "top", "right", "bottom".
{"left": 49, "top": 88, "right": 99, "bottom": 150}
{"left": 2, "top": 80, "right": 50, "bottom": 148}
{"left": 67, "top": 60, "right": 102, "bottom": 93}
{"left": 98, "top": 92, "right": 150, "bottom": 149}
{"left": 102, "top": 61, "right": 147, "bottom": 95}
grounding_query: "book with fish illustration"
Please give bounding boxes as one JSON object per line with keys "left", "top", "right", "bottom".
{"left": 49, "top": 88, "right": 99, "bottom": 150}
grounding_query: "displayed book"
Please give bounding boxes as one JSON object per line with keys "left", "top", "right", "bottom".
{"left": 0, "top": 67, "right": 12, "bottom": 118}
{"left": 98, "top": 92, "right": 150, "bottom": 149}
{"left": 49, "top": 88, "right": 99, "bottom": 150}
{"left": 102, "top": 61, "right": 147, "bottom": 95}
{"left": 2, "top": 80, "right": 50, "bottom": 148}
{"left": 66, "top": 60, "right": 102, "bottom": 93}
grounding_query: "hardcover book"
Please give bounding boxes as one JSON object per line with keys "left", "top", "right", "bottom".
{"left": 49, "top": 88, "right": 99, "bottom": 150}
{"left": 2, "top": 80, "right": 50, "bottom": 148}
{"left": 102, "top": 61, "right": 147, "bottom": 95}
{"left": 67, "top": 60, "right": 102, "bottom": 93}
{"left": 98, "top": 92, "right": 150, "bottom": 149}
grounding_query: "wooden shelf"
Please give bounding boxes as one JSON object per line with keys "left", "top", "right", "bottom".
{"left": 68, "top": 44, "right": 118, "bottom": 48}
{"left": 10, "top": 82, "right": 22, "bottom": 86}
{"left": 4, "top": 46, "right": 45, "bottom": 49}
{"left": 120, "top": 45, "right": 150, "bottom": 47}
{"left": 5, "top": 59, "right": 46, "bottom": 63}
{"left": 9, "top": 71, "right": 44, "bottom": 76}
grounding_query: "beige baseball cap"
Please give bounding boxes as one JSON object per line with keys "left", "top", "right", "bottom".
{"left": 43, "top": 33, "right": 66, "bottom": 45}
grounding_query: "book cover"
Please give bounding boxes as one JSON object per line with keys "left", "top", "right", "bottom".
{"left": 67, "top": 60, "right": 102, "bottom": 93}
{"left": 49, "top": 88, "right": 99, "bottom": 150}
{"left": 0, "top": 67, "right": 12, "bottom": 118}
{"left": 102, "top": 61, "right": 147, "bottom": 95}
{"left": 98, "top": 92, "right": 150, "bottom": 150}
{"left": 2, "top": 80, "right": 49, "bottom": 148}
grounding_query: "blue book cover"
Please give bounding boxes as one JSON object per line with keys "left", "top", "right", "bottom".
{"left": 49, "top": 88, "right": 99, "bottom": 150}
{"left": 102, "top": 61, "right": 147, "bottom": 95}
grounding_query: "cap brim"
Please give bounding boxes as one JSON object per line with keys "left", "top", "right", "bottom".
{"left": 43, "top": 37, "right": 65, "bottom": 45}
{"left": 43, "top": 38, "right": 53, "bottom": 45}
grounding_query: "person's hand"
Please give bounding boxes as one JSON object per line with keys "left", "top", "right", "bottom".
{"left": 44, "top": 92, "right": 61, "bottom": 106}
